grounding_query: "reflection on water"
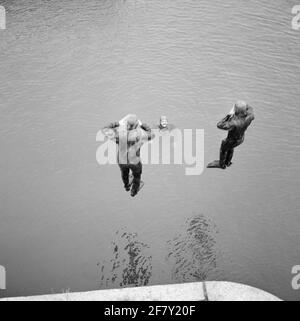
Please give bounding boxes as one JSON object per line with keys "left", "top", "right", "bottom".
{"left": 100, "top": 215, "right": 218, "bottom": 289}
{"left": 98, "top": 230, "right": 152, "bottom": 288}
{"left": 166, "top": 215, "right": 218, "bottom": 282}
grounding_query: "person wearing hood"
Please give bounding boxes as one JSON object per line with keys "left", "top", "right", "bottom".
{"left": 212, "top": 101, "right": 255, "bottom": 169}
{"left": 103, "top": 114, "right": 154, "bottom": 197}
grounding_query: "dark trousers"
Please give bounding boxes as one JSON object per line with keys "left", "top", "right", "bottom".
{"left": 219, "top": 138, "right": 243, "bottom": 167}
{"left": 119, "top": 162, "right": 142, "bottom": 194}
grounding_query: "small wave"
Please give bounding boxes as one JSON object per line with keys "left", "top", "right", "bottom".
{"left": 166, "top": 214, "right": 218, "bottom": 282}
{"left": 98, "top": 229, "right": 152, "bottom": 288}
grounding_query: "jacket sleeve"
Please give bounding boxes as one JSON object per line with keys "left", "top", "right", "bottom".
{"left": 103, "top": 122, "right": 120, "bottom": 130}
{"left": 217, "top": 115, "right": 237, "bottom": 131}
{"left": 102, "top": 122, "right": 120, "bottom": 142}
{"left": 245, "top": 106, "right": 255, "bottom": 126}
{"left": 140, "top": 123, "right": 155, "bottom": 141}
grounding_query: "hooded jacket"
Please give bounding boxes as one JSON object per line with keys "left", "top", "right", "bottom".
{"left": 103, "top": 122, "right": 154, "bottom": 165}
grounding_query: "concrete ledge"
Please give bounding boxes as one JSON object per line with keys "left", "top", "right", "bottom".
{"left": 0, "top": 281, "right": 281, "bottom": 301}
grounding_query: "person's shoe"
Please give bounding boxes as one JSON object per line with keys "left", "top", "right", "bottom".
{"left": 226, "top": 162, "right": 233, "bottom": 167}
{"left": 220, "top": 163, "right": 227, "bottom": 169}
{"left": 130, "top": 189, "right": 137, "bottom": 197}
{"left": 124, "top": 184, "right": 131, "bottom": 192}
{"left": 130, "top": 184, "right": 140, "bottom": 197}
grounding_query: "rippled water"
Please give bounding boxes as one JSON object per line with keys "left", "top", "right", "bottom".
{"left": 98, "top": 230, "right": 152, "bottom": 288}
{"left": 0, "top": 0, "right": 300, "bottom": 300}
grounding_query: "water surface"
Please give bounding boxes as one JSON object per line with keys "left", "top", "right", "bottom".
{"left": 0, "top": 0, "right": 300, "bottom": 300}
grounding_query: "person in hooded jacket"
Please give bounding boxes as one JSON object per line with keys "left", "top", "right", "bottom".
{"left": 215, "top": 101, "right": 255, "bottom": 169}
{"left": 103, "top": 114, "right": 154, "bottom": 197}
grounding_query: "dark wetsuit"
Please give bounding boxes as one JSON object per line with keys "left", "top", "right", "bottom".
{"left": 217, "top": 106, "right": 255, "bottom": 167}
{"left": 103, "top": 122, "right": 154, "bottom": 196}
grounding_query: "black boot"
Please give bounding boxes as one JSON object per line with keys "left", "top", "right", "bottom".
{"left": 220, "top": 162, "right": 226, "bottom": 169}
{"left": 130, "top": 188, "right": 138, "bottom": 197}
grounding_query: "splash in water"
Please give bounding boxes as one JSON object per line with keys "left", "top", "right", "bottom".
{"left": 98, "top": 230, "right": 152, "bottom": 288}
{"left": 166, "top": 214, "right": 218, "bottom": 282}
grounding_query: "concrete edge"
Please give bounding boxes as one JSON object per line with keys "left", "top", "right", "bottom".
{"left": 0, "top": 281, "right": 282, "bottom": 301}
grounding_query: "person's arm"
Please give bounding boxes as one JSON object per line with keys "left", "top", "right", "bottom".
{"left": 103, "top": 122, "right": 119, "bottom": 130}
{"left": 140, "top": 123, "right": 155, "bottom": 141}
{"left": 245, "top": 105, "right": 255, "bottom": 126}
{"left": 217, "top": 114, "right": 237, "bottom": 131}
{"left": 102, "top": 122, "right": 120, "bottom": 141}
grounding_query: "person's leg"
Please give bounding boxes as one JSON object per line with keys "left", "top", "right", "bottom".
{"left": 130, "top": 162, "right": 142, "bottom": 197}
{"left": 225, "top": 148, "right": 234, "bottom": 166}
{"left": 219, "top": 139, "right": 229, "bottom": 169}
{"left": 119, "top": 164, "right": 130, "bottom": 191}
{"left": 224, "top": 138, "right": 243, "bottom": 167}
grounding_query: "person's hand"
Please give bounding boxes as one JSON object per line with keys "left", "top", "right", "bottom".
{"left": 229, "top": 106, "right": 235, "bottom": 115}
{"left": 140, "top": 123, "right": 150, "bottom": 131}
{"left": 102, "top": 128, "right": 116, "bottom": 139}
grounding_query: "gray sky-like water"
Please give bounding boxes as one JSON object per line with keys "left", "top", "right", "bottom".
{"left": 0, "top": 0, "right": 300, "bottom": 300}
